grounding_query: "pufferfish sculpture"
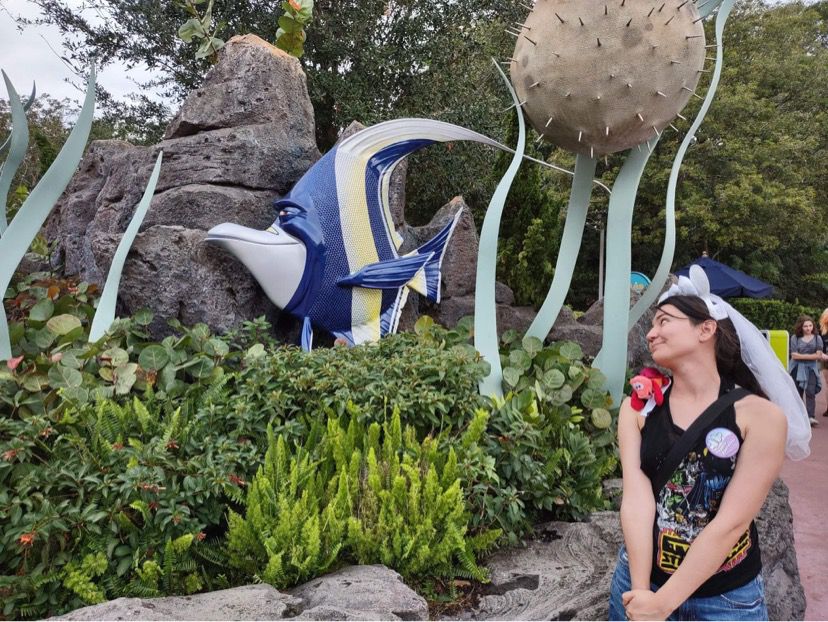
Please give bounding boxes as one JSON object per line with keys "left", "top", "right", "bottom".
{"left": 206, "top": 119, "right": 514, "bottom": 350}
{"left": 496, "top": 0, "right": 730, "bottom": 403}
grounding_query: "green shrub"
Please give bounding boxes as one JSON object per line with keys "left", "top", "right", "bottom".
{"left": 1, "top": 273, "right": 236, "bottom": 420}
{"left": 202, "top": 316, "right": 488, "bottom": 444}
{"left": 451, "top": 332, "right": 617, "bottom": 544}
{"left": 729, "top": 298, "right": 822, "bottom": 332}
{"left": 226, "top": 411, "right": 499, "bottom": 588}
{"left": 1, "top": 274, "right": 618, "bottom": 617}
{"left": 0, "top": 395, "right": 252, "bottom": 618}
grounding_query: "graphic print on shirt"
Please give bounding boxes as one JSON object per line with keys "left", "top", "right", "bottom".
{"left": 655, "top": 448, "right": 752, "bottom": 574}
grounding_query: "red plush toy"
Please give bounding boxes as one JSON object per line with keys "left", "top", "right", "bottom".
{"left": 629, "top": 367, "right": 671, "bottom": 413}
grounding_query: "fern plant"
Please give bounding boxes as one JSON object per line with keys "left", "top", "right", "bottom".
{"left": 226, "top": 411, "right": 500, "bottom": 588}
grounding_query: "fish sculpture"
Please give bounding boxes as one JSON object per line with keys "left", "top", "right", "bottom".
{"left": 206, "top": 118, "right": 512, "bottom": 350}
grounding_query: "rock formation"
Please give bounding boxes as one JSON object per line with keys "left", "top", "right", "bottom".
{"left": 46, "top": 34, "right": 319, "bottom": 338}
{"left": 52, "top": 565, "right": 428, "bottom": 621}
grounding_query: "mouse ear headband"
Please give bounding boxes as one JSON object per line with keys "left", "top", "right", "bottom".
{"left": 659, "top": 265, "right": 811, "bottom": 460}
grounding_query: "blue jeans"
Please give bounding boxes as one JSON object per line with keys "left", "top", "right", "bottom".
{"left": 609, "top": 546, "right": 768, "bottom": 621}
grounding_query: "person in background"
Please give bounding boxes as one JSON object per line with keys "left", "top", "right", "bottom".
{"left": 819, "top": 308, "right": 828, "bottom": 417}
{"left": 789, "top": 315, "right": 824, "bottom": 427}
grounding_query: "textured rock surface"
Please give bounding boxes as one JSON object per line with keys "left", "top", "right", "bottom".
{"left": 289, "top": 565, "right": 429, "bottom": 620}
{"left": 53, "top": 566, "right": 427, "bottom": 621}
{"left": 46, "top": 34, "right": 319, "bottom": 338}
{"left": 53, "top": 584, "right": 303, "bottom": 620}
{"left": 445, "top": 479, "right": 805, "bottom": 621}
{"left": 511, "top": 0, "right": 706, "bottom": 156}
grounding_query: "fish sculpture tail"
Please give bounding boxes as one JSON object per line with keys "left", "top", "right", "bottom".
{"left": 404, "top": 209, "right": 462, "bottom": 303}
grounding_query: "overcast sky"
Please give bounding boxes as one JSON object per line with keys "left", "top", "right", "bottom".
{"left": 0, "top": 0, "right": 160, "bottom": 106}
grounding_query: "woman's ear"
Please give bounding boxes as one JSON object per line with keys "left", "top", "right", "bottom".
{"left": 699, "top": 319, "right": 718, "bottom": 343}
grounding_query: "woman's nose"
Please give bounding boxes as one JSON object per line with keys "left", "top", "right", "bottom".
{"left": 646, "top": 326, "right": 657, "bottom": 341}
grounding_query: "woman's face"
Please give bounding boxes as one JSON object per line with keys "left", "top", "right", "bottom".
{"left": 647, "top": 305, "right": 709, "bottom": 366}
{"left": 803, "top": 321, "right": 814, "bottom": 335}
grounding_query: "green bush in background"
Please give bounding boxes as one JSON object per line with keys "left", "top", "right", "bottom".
{"left": 729, "top": 298, "right": 823, "bottom": 332}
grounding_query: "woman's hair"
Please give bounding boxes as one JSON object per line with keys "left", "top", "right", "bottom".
{"left": 819, "top": 308, "right": 828, "bottom": 336}
{"left": 793, "top": 315, "right": 815, "bottom": 338}
{"left": 657, "top": 295, "right": 765, "bottom": 397}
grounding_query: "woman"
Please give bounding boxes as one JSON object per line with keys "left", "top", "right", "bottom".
{"left": 788, "top": 315, "right": 823, "bottom": 427}
{"left": 609, "top": 267, "right": 810, "bottom": 621}
{"left": 819, "top": 308, "right": 828, "bottom": 417}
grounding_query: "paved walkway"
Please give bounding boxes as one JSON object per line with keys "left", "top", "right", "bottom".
{"left": 780, "top": 382, "right": 828, "bottom": 621}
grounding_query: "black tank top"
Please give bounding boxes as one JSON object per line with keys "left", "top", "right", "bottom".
{"left": 640, "top": 381, "right": 762, "bottom": 597}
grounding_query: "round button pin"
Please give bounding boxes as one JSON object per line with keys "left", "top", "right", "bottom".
{"left": 706, "top": 427, "right": 740, "bottom": 459}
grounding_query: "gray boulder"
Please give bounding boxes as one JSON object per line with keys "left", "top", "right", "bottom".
{"left": 445, "top": 479, "right": 804, "bottom": 621}
{"left": 53, "top": 565, "right": 427, "bottom": 621}
{"left": 52, "top": 584, "right": 303, "bottom": 620}
{"left": 289, "top": 565, "right": 429, "bottom": 620}
{"left": 405, "top": 196, "right": 525, "bottom": 335}
{"left": 46, "top": 34, "right": 319, "bottom": 338}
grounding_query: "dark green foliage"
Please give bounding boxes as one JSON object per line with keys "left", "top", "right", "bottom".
{"left": 2, "top": 275, "right": 618, "bottom": 618}
{"left": 204, "top": 316, "right": 489, "bottom": 443}
{"left": 729, "top": 298, "right": 822, "bottom": 331}
{"left": 451, "top": 332, "right": 617, "bottom": 544}
{"left": 0, "top": 394, "right": 253, "bottom": 618}
{"left": 1, "top": 273, "right": 248, "bottom": 420}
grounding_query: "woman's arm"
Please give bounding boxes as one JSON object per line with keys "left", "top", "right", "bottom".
{"left": 791, "top": 351, "right": 821, "bottom": 360}
{"left": 618, "top": 397, "right": 656, "bottom": 590}
{"left": 790, "top": 336, "right": 822, "bottom": 360}
{"left": 626, "top": 397, "right": 786, "bottom": 618}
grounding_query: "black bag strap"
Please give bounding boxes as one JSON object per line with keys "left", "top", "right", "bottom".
{"left": 651, "top": 387, "right": 751, "bottom": 495}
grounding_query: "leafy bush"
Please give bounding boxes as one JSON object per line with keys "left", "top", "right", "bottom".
{"left": 729, "top": 297, "right": 822, "bottom": 332}
{"left": 201, "top": 316, "right": 488, "bottom": 444}
{"left": 227, "top": 411, "right": 499, "bottom": 588}
{"left": 451, "top": 331, "right": 617, "bottom": 544}
{"left": 1, "top": 273, "right": 238, "bottom": 420}
{"left": 1, "top": 273, "right": 619, "bottom": 618}
{"left": 0, "top": 395, "right": 253, "bottom": 617}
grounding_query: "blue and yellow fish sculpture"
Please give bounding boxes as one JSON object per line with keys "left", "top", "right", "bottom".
{"left": 206, "top": 118, "right": 509, "bottom": 350}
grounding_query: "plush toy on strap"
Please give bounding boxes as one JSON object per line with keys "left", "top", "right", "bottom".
{"left": 629, "top": 367, "right": 671, "bottom": 416}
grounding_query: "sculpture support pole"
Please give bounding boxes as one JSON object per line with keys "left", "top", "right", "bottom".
{"left": 525, "top": 153, "right": 596, "bottom": 341}
{"left": 593, "top": 142, "right": 657, "bottom": 405}
{"left": 88, "top": 151, "right": 163, "bottom": 342}
{"left": 0, "top": 68, "right": 96, "bottom": 361}
{"left": 628, "top": 0, "right": 735, "bottom": 329}
{"left": 475, "top": 61, "right": 527, "bottom": 399}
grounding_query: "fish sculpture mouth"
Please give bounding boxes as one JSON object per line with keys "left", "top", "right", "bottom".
{"left": 205, "top": 222, "right": 302, "bottom": 247}
{"left": 205, "top": 222, "right": 308, "bottom": 309}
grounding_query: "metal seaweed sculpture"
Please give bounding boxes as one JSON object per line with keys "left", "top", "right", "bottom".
{"left": 88, "top": 151, "right": 164, "bottom": 342}
{"left": 474, "top": 61, "right": 528, "bottom": 397}
{"left": 0, "top": 78, "right": 35, "bottom": 235}
{"left": 479, "top": 0, "right": 733, "bottom": 402}
{"left": 0, "top": 68, "right": 96, "bottom": 361}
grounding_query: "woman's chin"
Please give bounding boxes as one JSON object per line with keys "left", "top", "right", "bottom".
{"left": 650, "top": 350, "right": 673, "bottom": 368}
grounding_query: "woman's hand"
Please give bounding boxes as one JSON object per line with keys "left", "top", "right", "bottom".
{"left": 622, "top": 589, "right": 674, "bottom": 621}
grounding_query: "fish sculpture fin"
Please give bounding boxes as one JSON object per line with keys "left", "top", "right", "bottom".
{"left": 403, "top": 209, "right": 463, "bottom": 302}
{"left": 337, "top": 252, "right": 434, "bottom": 290}
{"left": 301, "top": 316, "right": 313, "bottom": 352}
{"left": 337, "top": 119, "right": 510, "bottom": 254}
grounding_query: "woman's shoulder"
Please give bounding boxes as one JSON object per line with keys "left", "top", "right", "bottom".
{"left": 734, "top": 393, "right": 786, "bottom": 433}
